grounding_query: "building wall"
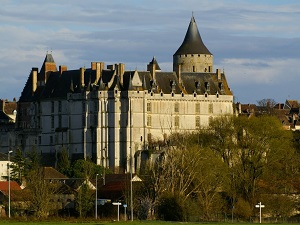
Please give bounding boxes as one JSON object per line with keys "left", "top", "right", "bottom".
{"left": 17, "top": 86, "right": 232, "bottom": 173}
{"left": 173, "top": 54, "right": 214, "bottom": 72}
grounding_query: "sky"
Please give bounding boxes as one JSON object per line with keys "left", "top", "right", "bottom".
{"left": 0, "top": 0, "right": 299, "bottom": 104}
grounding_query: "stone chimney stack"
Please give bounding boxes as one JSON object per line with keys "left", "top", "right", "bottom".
{"left": 115, "top": 63, "right": 125, "bottom": 85}
{"left": 32, "top": 67, "right": 38, "bottom": 95}
{"left": 91, "top": 62, "right": 104, "bottom": 83}
{"left": 147, "top": 62, "right": 156, "bottom": 81}
{"left": 175, "top": 64, "right": 182, "bottom": 83}
{"left": 216, "top": 69, "right": 221, "bottom": 80}
{"left": 80, "top": 67, "right": 85, "bottom": 87}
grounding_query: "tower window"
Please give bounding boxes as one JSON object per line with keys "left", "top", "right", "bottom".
{"left": 147, "top": 102, "right": 151, "bottom": 112}
{"left": 195, "top": 116, "right": 200, "bottom": 128}
{"left": 174, "top": 102, "right": 179, "bottom": 113}
{"left": 147, "top": 115, "right": 152, "bottom": 127}
{"left": 209, "top": 103, "right": 213, "bottom": 114}
{"left": 174, "top": 116, "right": 179, "bottom": 128}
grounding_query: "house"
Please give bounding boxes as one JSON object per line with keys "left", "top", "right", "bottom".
{"left": 98, "top": 174, "right": 142, "bottom": 202}
{"left": 5, "top": 16, "right": 233, "bottom": 173}
{"left": 0, "top": 153, "right": 13, "bottom": 181}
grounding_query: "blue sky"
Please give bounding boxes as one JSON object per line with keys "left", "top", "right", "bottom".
{"left": 0, "top": 0, "right": 299, "bottom": 104}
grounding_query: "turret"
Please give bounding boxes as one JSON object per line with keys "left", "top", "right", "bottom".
{"left": 173, "top": 16, "right": 213, "bottom": 74}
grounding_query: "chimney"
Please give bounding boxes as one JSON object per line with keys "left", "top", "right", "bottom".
{"left": 117, "top": 63, "right": 125, "bottom": 85}
{"left": 0, "top": 99, "right": 4, "bottom": 111}
{"left": 80, "top": 67, "right": 85, "bottom": 87}
{"left": 59, "top": 65, "right": 67, "bottom": 75}
{"left": 216, "top": 69, "right": 221, "bottom": 80}
{"left": 32, "top": 67, "right": 38, "bottom": 95}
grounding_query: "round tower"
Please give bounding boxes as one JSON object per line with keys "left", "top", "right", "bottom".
{"left": 173, "top": 16, "right": 213, "bottom": 73}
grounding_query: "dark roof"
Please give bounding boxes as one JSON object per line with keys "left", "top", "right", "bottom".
{"left": 174, "top": 16, "right": 212, "bottom": 56}
{"left": 0, "top": 152, "right": 9, "bottom": 161}
{"left": 149, "top": 57, "right": 161, "bottom": 71}
{"left": 42, "top": 167, "right": 68, "bottom": 179}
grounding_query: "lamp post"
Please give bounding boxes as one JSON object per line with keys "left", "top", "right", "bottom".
{"left": 8, "top": 150, "right": 13, "bottom": 218}
{"left": 95, "top": 173, "right": 98, "bottom": 219}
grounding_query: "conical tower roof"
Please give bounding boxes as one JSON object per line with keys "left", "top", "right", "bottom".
{"left": 174, "top": 16, "right": 212, "bottom": 56}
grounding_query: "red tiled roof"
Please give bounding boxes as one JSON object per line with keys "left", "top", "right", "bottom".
{"left": 0, "top": 181, "right": 22, "bottom": 191}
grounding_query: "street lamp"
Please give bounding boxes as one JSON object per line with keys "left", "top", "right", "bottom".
{"left": 95, "top": 173, "right": 98, "bottom": 219}
{"left": 8, "top": 150, "right": 13, "bottom": 218}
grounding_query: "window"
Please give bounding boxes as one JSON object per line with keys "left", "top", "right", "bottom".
{"left": 58, "top": 101, "right": 62, "bottom": 112}
{"left": 51, "top": 116, "right": 54, "bottom": 128}
{"left": 147, "top": 102, "right": 151, "bottom": 112}
{"left": 174, "top": 102, "right": 179, "bottom": 113}
{"left": 51, "top": 101, "right": 54, "bottom": 113}
{"left": 195, "top": 103, "right": 200, "bottom": 114}
{"left": 174, "top": 116, "right": 179, "bottom": 128}
{"left": 147, "top": 115, "right": 151, "bottom": 127}
{"left": 82, "top": 115, "right": 86, "bottom": 127}
{"left": 94, "top": 115, "right": 98, "bottom": 126}
{"left": 38, "top": 136, "right": 41, "bottom": 145}
{"left": 82, "top": 101, "right": 86, "bottom": 112}
{"left": 50, "top": 136, "right": 53, "bottom": 144}
{"left": 195, "top": 116, "right": 200, "bottom": 128}
{"left": 209, "top": 103, "right": 213, "bottom": 114}
{"left": 59, "top": 115, "right": 62, "bottom": 128}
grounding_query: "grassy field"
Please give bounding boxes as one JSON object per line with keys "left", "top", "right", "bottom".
{"left": 0, "top": 221, "right": 299, "bottom": 225}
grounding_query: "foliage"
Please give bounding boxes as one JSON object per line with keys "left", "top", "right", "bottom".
{"left": 10, "top": 147, "right": 26, "bottom": 184}
{"left": 57, "top": 147, "right": 71, "bottom": 177}
{"left": 26, "top": 167, "right": 56, "bottom": 218}
{"left": 157, "top": 193, "right": 184, "bottom": 221}
{"left": 70, "top": 158, "right": 106, "bottom": 179}
{"left": 75, "top": 182, "right": 94, "bottom": 218}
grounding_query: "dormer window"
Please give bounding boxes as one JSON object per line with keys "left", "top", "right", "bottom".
{"left": 219, "top": 82, "right": 224, "bottom": 92}
{"left": 205, "top": 82, "right": 210, "bottom": 92}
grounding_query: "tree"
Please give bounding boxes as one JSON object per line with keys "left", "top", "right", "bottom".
{"left": 70, "top": 158, "right": 107, "bottom": 179}
{"left": 232, "top": 116, "right": 295, "bottom": 209}
{"left": 57, "top": 147, "right": 71, "bottom": 176}
{"left": 10, "top": 148, "right": 26, "bottom": 184}
{"left": 26, "top": 168, "right": 56, "bottom": 218}
{"left": 75, "top": 182, "right": 94, "bottom": 218}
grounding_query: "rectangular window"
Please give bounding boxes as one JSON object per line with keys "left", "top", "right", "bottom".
{"left": 59, "top": 115, "right": 62, "bottom": 128}
{"left": 147, "top": 115, "right": 152, "bottom": 127}
{"left": 147, "top": 102, "right": 151, "bottom": 112}
{"left": 174, "top": 102, "right": 179, "bottom": 113}
{"left": 82, "top": 101, "right": 86, "bottom": 112}
{"left": 209, "top": 103, "right": 213, "bottom": 114}
{"left": 51, "top": 116, "right": 54, "bottom": 128}
{"left": 50, "top": 136, "right": 53, "bottom": 144}
{"left": 82, "top": 115, "right": 86, "bottom": 127}
{"left": 174, "top": 116, "right": 179, "bottom": 128}
{"left": 195, "top": 103, "right": 200, "bottom": 114}
{"left": 51, "top": 101, "right": 54, "bottom": 113}
{"left": 195, "top": 116, "right": 200, "bottom": 128}
{"left": 58, "top": 101, "right": 62, "bottom": 112}
{"left": 38, "top": 136, "right": 41, "bottom": 145}
{"left": 94, "top": 114, "right": 98, "bottom": 127}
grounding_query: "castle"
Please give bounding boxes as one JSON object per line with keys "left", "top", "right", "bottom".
{"left": 9, "top": 16, "right": 233, "bottom": 172}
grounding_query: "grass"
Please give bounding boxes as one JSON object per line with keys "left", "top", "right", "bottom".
{"left": 1, "top": 221, "right": 300, "bottom": 225}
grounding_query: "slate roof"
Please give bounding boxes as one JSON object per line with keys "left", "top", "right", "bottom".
{"left": 174, "top": 16, "right": 212, "bottom": 56}
{"left": 0, "top": 152, "right": 9, "bottom": 161}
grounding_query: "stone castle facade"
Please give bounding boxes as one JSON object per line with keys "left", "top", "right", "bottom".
{"left": 4, "top": 16, "right": 234, "bottom": 172}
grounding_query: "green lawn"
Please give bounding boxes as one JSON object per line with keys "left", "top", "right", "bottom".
{"left": 0, "top": 221, "right": 299, "bottom": 225}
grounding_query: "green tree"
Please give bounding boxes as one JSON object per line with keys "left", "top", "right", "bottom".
{"left": 10, "top": 148, "right": 26, "bottom": 184}
{"left": 75, "top": 182, "right": 94, "bottom": 218}
{"left": 26, "top": 168, "right": 56, "bottom": 218}
{"left": 57, "top": 147, "right": 71, "bottom": 176}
